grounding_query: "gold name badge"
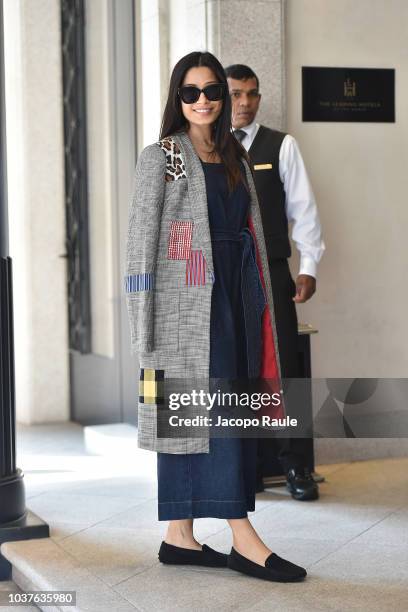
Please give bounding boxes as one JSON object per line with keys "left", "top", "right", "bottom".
{"left": 254, "top": 163, "right": 273, "bottom": 170}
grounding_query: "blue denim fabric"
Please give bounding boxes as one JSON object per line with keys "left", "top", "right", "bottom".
{"left": 211, "top": 228, "right": 266, "bottom": 379}
{"left": 157, "top": 437, "right": 257, "bottom": 520}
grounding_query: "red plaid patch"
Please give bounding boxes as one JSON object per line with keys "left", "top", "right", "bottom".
{"left": 167, "top": 221, "right": 193, "bottom": 260}
{"left": 186, "top": 250, "right": 207, "bottom": 286}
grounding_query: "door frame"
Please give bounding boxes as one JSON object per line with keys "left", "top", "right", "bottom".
{"left": 69, "top": 0, "right": 138, "bottom": 425}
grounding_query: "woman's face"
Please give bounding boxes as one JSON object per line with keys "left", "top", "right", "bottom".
{"left": 180, "top": 66, "right": 224, "bottom": 129}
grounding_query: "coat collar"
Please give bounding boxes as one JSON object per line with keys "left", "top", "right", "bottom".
{"left": 174, "top": 131, "right": 214, "bottom": 276}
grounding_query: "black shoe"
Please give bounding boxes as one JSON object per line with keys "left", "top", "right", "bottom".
{"left": 227, "top": 547, "right": 307, "bottom": 582}
{"left": 158, "top": 541, "right": 228, "bottom": 567}
{"left": 286, "top": 467, "right": 319, "bottom": 501}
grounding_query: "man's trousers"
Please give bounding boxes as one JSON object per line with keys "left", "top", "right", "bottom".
{"left": 257, "top": 259, "right": 314, "bottom": 475}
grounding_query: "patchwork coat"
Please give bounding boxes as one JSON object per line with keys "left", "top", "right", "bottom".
{"left": 124, "top": 130, "right": 282, "bottom": 454}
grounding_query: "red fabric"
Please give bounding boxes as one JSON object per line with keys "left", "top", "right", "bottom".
{"left": 247, "top": 215, "right": 285, "bottom": 419}
{"left": 167, "top": 220, "right": 193, "bottom": 260}
{"left": 186, "top": 250, "right": 206, "bottom": 286}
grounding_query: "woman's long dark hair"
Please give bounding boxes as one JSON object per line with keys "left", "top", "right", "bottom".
{"left": 160, "top": 51, "right": 248, "bottom": 192}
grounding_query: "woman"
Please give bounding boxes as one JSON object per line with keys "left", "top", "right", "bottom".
{"left": 125, "top": 51, "right": 306, "bottom": 583}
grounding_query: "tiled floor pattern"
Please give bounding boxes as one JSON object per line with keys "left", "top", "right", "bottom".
{"left": 0, "top": 423, "right": 407, "bottom": 611}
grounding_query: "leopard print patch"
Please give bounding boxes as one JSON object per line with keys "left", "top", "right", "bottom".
{"left": 157, "top": 137, "right": 187, "bottom": 182}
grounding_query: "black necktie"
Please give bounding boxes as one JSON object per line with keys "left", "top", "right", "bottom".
{"left": 234, "top": 129, "right": 246, "bottom": 143}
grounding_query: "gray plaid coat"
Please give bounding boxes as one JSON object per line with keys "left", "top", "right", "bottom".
{"left": 124, "top": 131, "right": 282, "bottom": 454}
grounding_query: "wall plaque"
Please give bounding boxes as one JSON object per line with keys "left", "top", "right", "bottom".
{"left": 302, "top": 67, "right": 395, "bottom": 122}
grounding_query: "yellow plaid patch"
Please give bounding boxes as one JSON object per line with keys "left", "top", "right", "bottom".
{"left": 139, "top": 368, "right": 164, "bottom": 405}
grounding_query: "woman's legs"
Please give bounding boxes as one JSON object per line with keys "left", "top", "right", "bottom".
{"left": 159, "top": 438, "right": 271, "bottom": 561}
{"left": 165, "top": 519, "right": 201, "bottom": 550}
{"left": 165, "top": 517, "right": 273, "bottom": 565}
{"left": 228, "top": 517, "right": 272, "bottom": 565}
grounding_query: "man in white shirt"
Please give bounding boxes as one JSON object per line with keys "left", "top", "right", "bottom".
{"left": 225, "top": 64, "right": 325, "bottom": 501}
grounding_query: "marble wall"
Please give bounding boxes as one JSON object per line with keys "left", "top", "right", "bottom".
{"left": 3, "top": 0, "right": 69, "bottom": 423}
{"left": 215, "top": 0, "right": 286, "bottom": 130}
{"left": 285, "top": 0, "right": 408, "bottom": 463}
{"left": 138, "top": 0, "right": 286, "bottom": 144}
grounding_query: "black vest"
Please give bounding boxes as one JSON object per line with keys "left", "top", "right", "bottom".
{"left": 249, "top": 126, "right": 291, "bottom": 260}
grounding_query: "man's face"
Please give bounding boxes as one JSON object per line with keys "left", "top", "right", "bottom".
{"left": 227, "top": 77, "right": 261, "bottom": 128}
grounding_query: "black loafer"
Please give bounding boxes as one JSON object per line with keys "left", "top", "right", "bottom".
{"left": 227, "top": 547, "right": 307, "bottom": 582}
{"left": 286, "top": 467, "right": 319, "bottom": 501}
{"left": 158, "top": 541, "right": 228, "bottom": 567}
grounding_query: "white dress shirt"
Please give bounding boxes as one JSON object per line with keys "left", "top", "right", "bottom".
{"left": 234, "top": 120, "right": 325, "bottom": 278}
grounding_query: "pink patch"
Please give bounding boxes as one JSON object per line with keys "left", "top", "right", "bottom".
{"left": 167, "top": 221, "right": 193, "bottom": 260}
{"left": 186, "top": 250, "right": 207, "bottom": 286}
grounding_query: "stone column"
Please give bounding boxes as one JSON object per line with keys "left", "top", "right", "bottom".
{"left": 154, "top": 0, "right": 286, "bottom": 133}
{"left": 210, "top": 0, "right": 286, "bottom": 130}
{"left": 0, "top": 2, "right": 49, "bottom": 580}
{"left": 2, "top": 0, "right": 69, "bottom": 424}
{"left": 0, "top": 0, "right": 25, "bottom": 529}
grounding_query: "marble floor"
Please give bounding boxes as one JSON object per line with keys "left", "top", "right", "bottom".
{"left": 1, "top": 422, "right": 408, "bottom": 611}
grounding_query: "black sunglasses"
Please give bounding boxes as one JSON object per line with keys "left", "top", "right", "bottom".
{"left": 178, "top": 83, "right": 226, "bottom": 104}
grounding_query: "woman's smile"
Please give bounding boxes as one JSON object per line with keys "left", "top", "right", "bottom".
{"left": 193, "top": 107, "right": 213, "bottom": 113}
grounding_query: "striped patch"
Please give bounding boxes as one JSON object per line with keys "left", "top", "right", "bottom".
{"left": 139, "top": 368, "right": 164, "bottom": 405}
{"left": 186, "top": 250, "right": 207, "bottom": 286}
{"left": 124, "top": 273, "right": 154, "bottom": 292}
{"left": 167, "top": 221, "right": 193, "bottom": 260}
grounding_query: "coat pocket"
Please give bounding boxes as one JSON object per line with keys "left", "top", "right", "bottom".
{"left": 153, "top": 291, "right": 180, "bottom": 353}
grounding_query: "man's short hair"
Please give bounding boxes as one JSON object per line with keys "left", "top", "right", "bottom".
{"left": 224, "top": 64, "right": 259, "bottom": 90}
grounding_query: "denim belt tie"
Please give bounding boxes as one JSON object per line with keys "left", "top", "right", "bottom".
{"left": 211, "top": 228, "right": 266, "bottom": 378}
